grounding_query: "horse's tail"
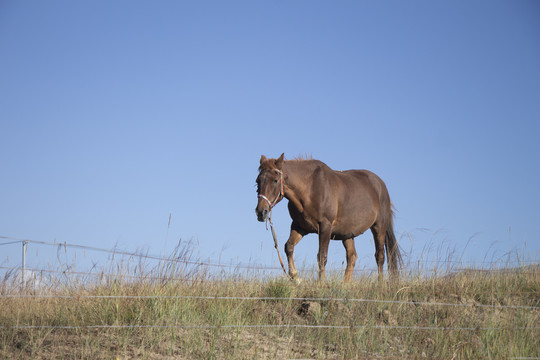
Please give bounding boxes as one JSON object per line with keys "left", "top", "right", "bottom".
{"left": 385, "top": 220, "right": 403, "bottom": 276}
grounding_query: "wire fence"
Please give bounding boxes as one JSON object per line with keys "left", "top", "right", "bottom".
{"left": 1, "top": 234, "right": 539, "bottom": 301}
{"left": 0, "top": 236, "right": 268, "bottom": 271}
{"left": 1, "top": 235, "right": 538, "bottom": 336}
{"left": 1, "top": 235, "right": 538, "bottom": 274}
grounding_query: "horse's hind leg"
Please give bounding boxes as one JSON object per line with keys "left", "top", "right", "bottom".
{"left": 370, "top": 224, "right": 386, "bottom": 281}
{"left": 284, "top": 223, "right": 305, "bottom": 280}
{"left": 342, "top": 238, "right": 357, "bottom": 283}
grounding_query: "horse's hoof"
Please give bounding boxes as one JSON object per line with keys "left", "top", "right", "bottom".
{"left": 292, "top": 277, "right": 303, "bottom": 285}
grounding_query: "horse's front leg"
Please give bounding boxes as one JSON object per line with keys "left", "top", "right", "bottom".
{"left": 284, "top": 223, "right": 305, "bottom": 280}
{"left": 317, "top": 221, "right": 332, "bottom": 281}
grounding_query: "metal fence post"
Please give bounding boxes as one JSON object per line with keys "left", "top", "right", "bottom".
{"left": 22, "top": 241, "right": 28, "bottom": 287}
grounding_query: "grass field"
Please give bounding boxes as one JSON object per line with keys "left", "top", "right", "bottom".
{"left": 1, "top": 253, "right": 538, "bottom": 359}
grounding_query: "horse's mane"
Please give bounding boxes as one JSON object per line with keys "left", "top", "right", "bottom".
{"left": 259, "top": 154, "right": 322, "bottom": 172}
{"left": 291, "top": 154, "right": 314, "bottom": 161}
{"left": 286, "top": 156, "right": 330, "bottom": 171}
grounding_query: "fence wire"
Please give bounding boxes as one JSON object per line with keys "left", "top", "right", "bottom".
{"left": 2, "top": 293, "right": 538, "bottom": 310}
{"left": 1, "top": 323, "right": 538, "bottom": 331}
{"left": 1, "top": 236, "right": 267, "bottom": 270}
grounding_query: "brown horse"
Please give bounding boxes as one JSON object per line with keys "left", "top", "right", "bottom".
{"left": 255, "top": 153, "right": 402, "bottom": 282}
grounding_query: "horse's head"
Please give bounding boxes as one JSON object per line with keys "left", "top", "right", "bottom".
{"left": 255, "top": 153, "right": 285, "bottom": 222}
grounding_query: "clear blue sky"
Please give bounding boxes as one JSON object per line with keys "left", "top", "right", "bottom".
{"left": 1, "top": 1, "right": 539, "bottom": 276}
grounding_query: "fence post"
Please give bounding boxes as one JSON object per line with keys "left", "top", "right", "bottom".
{"left": 22, "top": 241, "right": 28, "bottom": 287}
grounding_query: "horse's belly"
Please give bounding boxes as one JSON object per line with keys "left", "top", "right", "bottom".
{"left": 330, "top": 226, "right": 367, "bottom": 240}
{"left": 331, "top": 211, "right": 376, "bottom": 239}
{"left": 330, "top": 232, "right": 357, "bottom": 241}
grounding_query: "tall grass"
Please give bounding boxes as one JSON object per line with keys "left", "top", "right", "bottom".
{"left": 0, "top": 245, "right": 538, "bottom": 359}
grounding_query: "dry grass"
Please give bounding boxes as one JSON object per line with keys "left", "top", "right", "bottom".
{"left": 0, "top": 257, "right": 538, "bottom": 359}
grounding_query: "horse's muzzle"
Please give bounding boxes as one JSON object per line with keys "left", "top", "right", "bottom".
{"left": 256, "top": 208, "right": 269, "bottom": 222}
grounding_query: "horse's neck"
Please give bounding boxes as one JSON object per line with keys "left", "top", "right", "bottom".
{"left": 283, "top": 161, "right": 315, "bottom": 211}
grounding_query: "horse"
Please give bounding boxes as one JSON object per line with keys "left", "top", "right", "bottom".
{"left": 255, "top": 153, "right": 402, "bottom": 282}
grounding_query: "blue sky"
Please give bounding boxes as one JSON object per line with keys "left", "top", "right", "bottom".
{"left": 1, "top": 1, "right": 539, "bottom": 277}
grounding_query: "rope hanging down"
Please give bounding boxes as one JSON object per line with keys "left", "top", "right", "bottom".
{"left": 267, "top": 215, "right": 292, "bottom": 280}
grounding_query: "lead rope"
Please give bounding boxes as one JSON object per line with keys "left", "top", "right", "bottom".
{"left": 266, "top": 213, "right": 292, "bottom": 280}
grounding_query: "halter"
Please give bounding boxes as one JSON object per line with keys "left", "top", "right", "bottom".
{"left": 257, "top": 169, "right": 284, "bottom": 209}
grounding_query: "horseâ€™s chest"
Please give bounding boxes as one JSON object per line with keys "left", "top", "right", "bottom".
{"left": 287, "top": 201, "right": 319, "bottom": 233}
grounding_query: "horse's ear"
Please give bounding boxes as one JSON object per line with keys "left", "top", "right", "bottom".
{"left": 260, "top": 155, "right": 267, "bottom": 165}
{"left": 275, "top": 153, "right": 284, "bottom": 169}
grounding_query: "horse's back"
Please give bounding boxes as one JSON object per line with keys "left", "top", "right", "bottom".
{"left": 332, "top": 169, "right": 383, "bottom": 198}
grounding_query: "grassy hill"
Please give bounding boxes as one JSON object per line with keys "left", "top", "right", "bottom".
{"left": 1, "top": 264, "right": 538, "bottom": 359}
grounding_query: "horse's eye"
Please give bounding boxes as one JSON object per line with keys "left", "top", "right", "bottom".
{"left": 273, "top": 179, "right": 278, "bottom": 183}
